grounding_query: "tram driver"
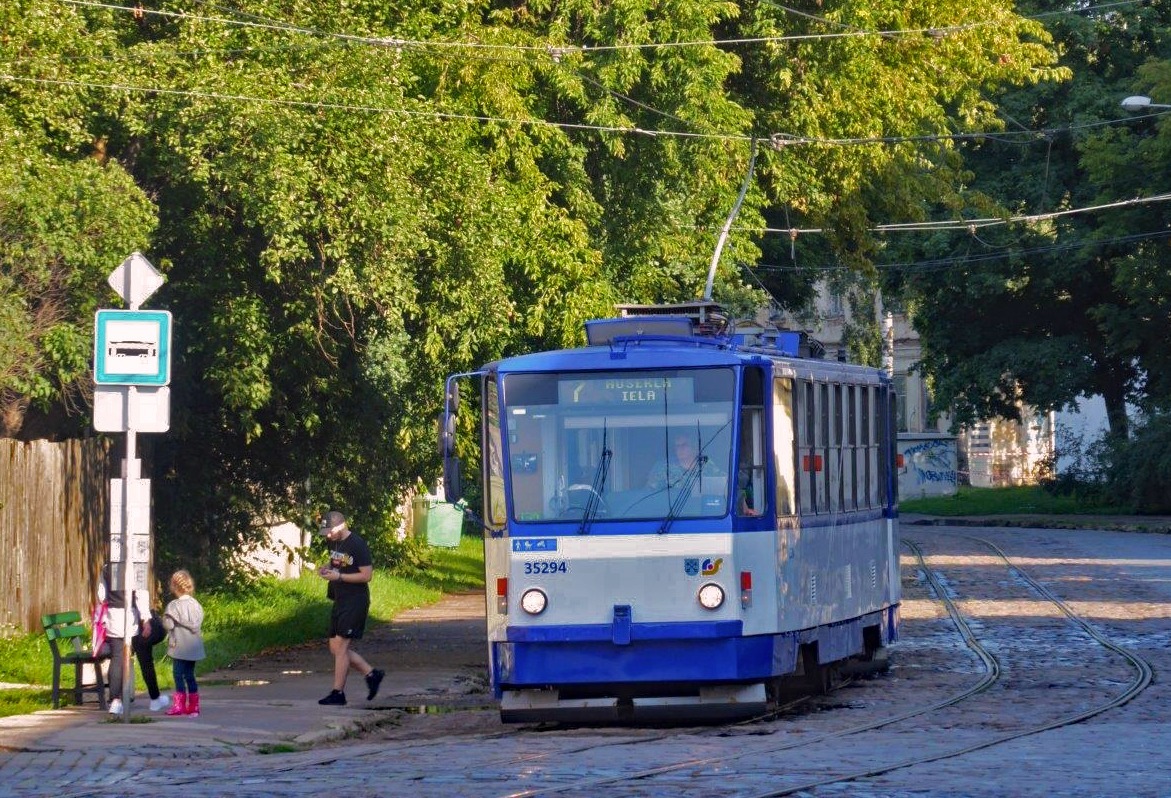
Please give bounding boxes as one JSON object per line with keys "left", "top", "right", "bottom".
{"left": 646, "top": 434, "right": 710, "bottom": 491}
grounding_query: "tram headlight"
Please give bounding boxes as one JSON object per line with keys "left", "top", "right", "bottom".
{"left": 520, "top": 588, "right": 548, "bottom": 615}
{"left": 697, "top": 582, "right": 725, "bottom": 610}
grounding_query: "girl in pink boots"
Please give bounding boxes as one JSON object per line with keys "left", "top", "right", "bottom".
{"left": 162, "top": 569, "right": 206, "bottom": 717}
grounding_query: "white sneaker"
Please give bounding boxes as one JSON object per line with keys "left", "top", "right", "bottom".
{"left": 108, "top": 698, "right": 123, "bottom": 715}
{"left": 149, "top": 694, "right": 171, "bottom": 711}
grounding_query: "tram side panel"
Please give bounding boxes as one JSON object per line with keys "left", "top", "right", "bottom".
{"left": 775, "top": 515, "right": 896, "bottom": 664}
{"left": 773, "top": 367, "right": 899, "bottom": 661}
{"left": 731, "top": 528, "right": 782, "bottom": 637}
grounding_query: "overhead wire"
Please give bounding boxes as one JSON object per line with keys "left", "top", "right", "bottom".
{"left": 673, "top": 193, "right": 1171, "bottom": 237}
{"left": 5, "top": 69, "right": 1166, "bottom": 240}
{"left": 17, "top": 0, "right": 1168, "bottom": 241}
{"left": 744, "top": 229, "right": 1171, "bottom": 276}
{"left": 54, "top": 0, "right": 989, "bottom": 48}
{"left": 38, "top": 0, "right": 1171, "bottom": 149}
{"left": 6, "top": 66, "right": 1162, "bottom": 152}
{"left": 619, "top": 227, "right": 1171, "bottom": 286}
{"left": 58, "top": 0, "right": 1151, "bottom": 53}
{"left": 0, "top": 73, "right": 756, "bottom": 143}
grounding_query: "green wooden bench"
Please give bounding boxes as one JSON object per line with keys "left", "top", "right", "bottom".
{"left": 41, "top": 611, "right": 108, "bottom": 710}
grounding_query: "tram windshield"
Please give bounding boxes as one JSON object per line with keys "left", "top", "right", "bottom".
{"left": 501, "top": 368, "right": 736, "bottom": 523}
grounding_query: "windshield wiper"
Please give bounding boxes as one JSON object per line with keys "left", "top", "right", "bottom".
{"left": 578, "top": 421, "right": 611, "bottom": 535}
{"left": 658, "top": 453, "right": 706, "bottom": 535}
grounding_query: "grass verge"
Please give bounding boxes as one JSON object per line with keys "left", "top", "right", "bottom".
{"left": 0, "top": 532, "right": 484, "bottom": 719}
{"left": 899, "top": 485, "right": 1126, "bottom": 516}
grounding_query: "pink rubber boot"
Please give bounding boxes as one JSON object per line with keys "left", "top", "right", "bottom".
{"left": 165, "top": 692, "right": 187, "bottom": 716}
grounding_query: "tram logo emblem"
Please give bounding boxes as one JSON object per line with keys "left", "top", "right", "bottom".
{"left": 684, "top": 558, "right": 723, "bottom": 576}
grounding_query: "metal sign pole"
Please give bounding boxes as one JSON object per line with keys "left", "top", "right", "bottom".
{"left": 95, "top": 253, "right": 170, "bottom": 723}
{"left": 120, "top": 395, "right": 136, "bottom": 721}
{"left": 119, "top": 280, "right": 142, "bottom": 723}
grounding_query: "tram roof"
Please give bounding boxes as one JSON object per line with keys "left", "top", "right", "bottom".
{"left": 478, "top": 309, "right": 887, "bottom": 381}
{"left": 493, "top": 340, "right": 742, "bottom": 374}
{"left": 486, "top": 337, "right": 887, "bottom": 383}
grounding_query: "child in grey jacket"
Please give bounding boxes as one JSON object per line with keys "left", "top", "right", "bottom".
{"left": 162, "top": 569, "right": 206, "bottom": 717}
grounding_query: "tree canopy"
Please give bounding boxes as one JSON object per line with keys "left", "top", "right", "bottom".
{"left": 888, "top": 0, "right": 1171, "bottom": 438}
{"left": 2, "top": 0, "right": 1071, "bottom": 574}
{"left": 0, "top": 1, "right": 157, "bottom": 437}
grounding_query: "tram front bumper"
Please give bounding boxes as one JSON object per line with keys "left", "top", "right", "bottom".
{"left": 499, "top": 682, "right": 768, "bottom": 724}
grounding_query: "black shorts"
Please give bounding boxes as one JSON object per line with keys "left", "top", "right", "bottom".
{"left": 328, "top": 599, "right": 369, "bottom": 640}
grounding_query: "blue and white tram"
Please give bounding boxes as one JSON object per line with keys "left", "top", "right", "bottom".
{"left": 441, "top": 311, "right": 900, "bottom": 723}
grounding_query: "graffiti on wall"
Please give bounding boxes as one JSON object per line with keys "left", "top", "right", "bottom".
{"left": 900, "top": 438, "right": 957, "bottom": 495}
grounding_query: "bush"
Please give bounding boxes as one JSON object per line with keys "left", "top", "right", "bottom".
{"left": 1103, "top": 413, "right": 1171, "bottom": 514}
{"left": 1040, "top": 424, "right": 1113, "bottom": 507}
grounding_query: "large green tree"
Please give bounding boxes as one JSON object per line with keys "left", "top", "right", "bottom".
{"left": 888, "top": 1, "right": 1171, "bottom": 437}
{"left": 3, "top": 0, "right": 1067, "bottom": 574}
{"left": 125, "top": 3, "right": 619, "bottom": 566}
{"left": 1080, "top": 57, "right": 1171, "bottom": 420}
{"left": 0, "top": 1, "right": 156, "bottom": 439}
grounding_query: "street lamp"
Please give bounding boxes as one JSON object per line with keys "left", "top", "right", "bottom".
{"left": 1121, "top": 95, "right": 1171, "bottom": 112}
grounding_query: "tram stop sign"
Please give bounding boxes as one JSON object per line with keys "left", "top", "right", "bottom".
{"left": 94, "top": 309, "right": 172, "bottom": 386}
{"left": 94, "top": 252, "right": 172, "bottom": 387}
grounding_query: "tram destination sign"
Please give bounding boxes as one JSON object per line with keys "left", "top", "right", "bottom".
{"left": 558, "top": 376, "right": 696, "bottom": 405}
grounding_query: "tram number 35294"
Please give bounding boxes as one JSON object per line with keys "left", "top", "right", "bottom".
{"left": 523, "top": 560, "right": 569, "bottom": 575}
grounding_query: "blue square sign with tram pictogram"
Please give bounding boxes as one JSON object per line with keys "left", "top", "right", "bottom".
{"left": 94, "top": 309, "right": 173, "bottom": 386}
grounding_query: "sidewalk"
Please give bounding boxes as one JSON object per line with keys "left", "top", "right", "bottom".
{"left": 0, "top": 591, "right": 488, "bottom": 758}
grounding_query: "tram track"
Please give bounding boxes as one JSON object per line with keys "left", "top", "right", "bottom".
{"left": 489, "top": 534, "right": 1000, "bottom": 797}
{"left": 490, "top": 531, "right": 1151, "bottom": 798}
{"left": 731, "top": 532, "right": 1154, "bottom": 797}
{"left": 50, "top": 529, "right": 1156, "bottom": 798}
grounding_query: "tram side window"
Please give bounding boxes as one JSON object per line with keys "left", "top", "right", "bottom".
{"left": 878, "top": 385, "right": 893, "bottom": 506}
{"left": 861, "top": 386, "right": 872, "bottom": 509}
{"left": 819, "top": 382, "right": 830, "bottom": 514}
{"left": 832, "top": 383, "right": 844, "bottom": 514}
{"left": 738, "top": 367, "right": 766, "bottom": 516}
{"left": 773, "top": 377, "right": 796, "bottom": 516}
{"left": 871, "top": 386, "right": 880, "bottom": 503}
{"left": 847, "top": 384, "right": 858, "bottom": 511}
{"left": 485, "top": 378, "right": 507, "bottom": 528}
{"left": 799, "top": 380, "right": 816, "bottom": 514}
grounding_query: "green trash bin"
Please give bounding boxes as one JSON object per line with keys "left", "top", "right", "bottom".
{"left": 425, "top": 501, "right": 464, "bottom": 548}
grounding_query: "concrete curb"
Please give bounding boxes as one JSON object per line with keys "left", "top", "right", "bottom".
{"left": 901, "top": 513, "right": 1171, "bottom": 535}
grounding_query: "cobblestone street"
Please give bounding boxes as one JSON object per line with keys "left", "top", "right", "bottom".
{"left": 4, "top": 521, "right": 1171, "bottom": 797}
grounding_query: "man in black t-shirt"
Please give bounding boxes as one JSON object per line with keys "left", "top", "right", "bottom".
{"left": 316, "top": 510, "right": 384, "bottom": 706}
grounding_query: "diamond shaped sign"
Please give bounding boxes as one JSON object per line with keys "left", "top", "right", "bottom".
{"left": 108, "top": 252, "right": 165, "bottom": 309}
